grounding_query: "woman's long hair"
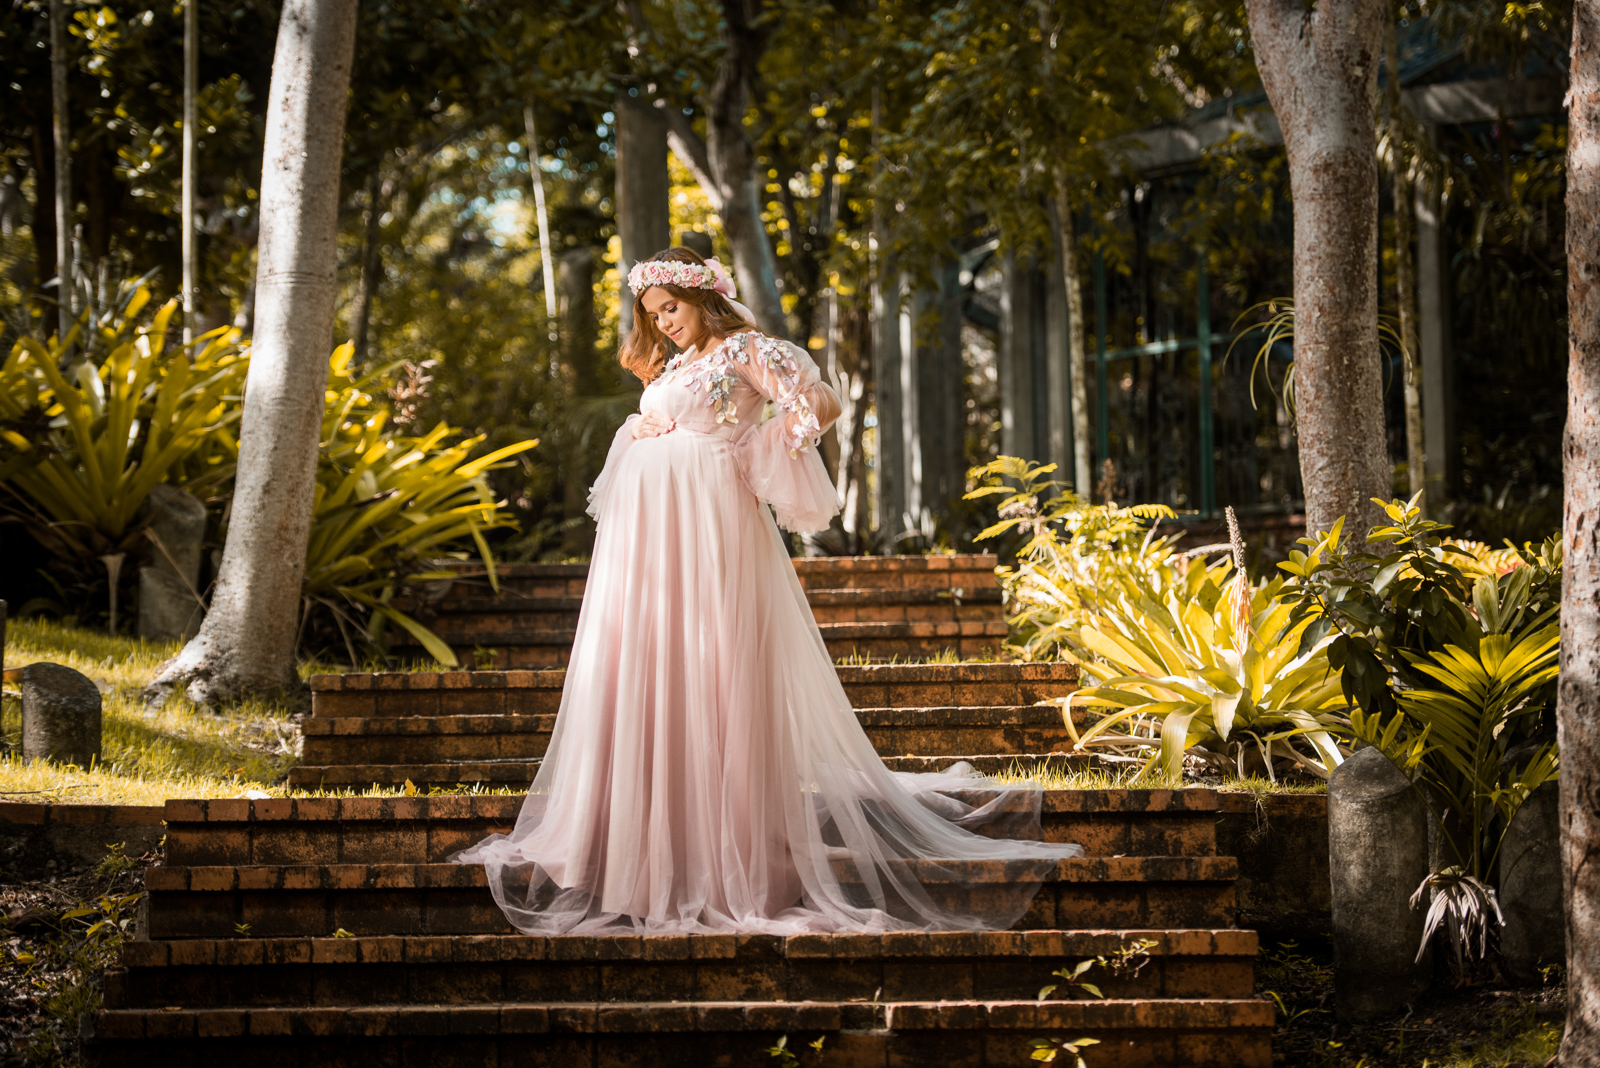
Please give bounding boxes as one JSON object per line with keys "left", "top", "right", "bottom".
{"left": 618, "top": 247, "right": 757, "bottom": 382}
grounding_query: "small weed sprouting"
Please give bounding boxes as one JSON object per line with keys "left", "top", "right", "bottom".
{"left": 1038, "top": 938, "right": 1158, "bottom": 1001}
{"left": 764, "top": 1033, "right": 826, "bottom": 1067}
{"left": 1029, "top": 1036, "right": 1100, "bottom": 1065}
{"left": 93, "top": 841, "right": 137, "bottom": 883}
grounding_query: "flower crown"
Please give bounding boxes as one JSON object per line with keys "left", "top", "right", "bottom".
{"left": 627, "top": 256, "right": 738, "bottom": 300}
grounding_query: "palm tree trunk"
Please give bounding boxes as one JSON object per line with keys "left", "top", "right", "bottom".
{"left": 148, "top": 0, "right": 360, "bottom": 706}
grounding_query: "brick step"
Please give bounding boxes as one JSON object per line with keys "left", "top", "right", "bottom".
{"left": 162, "top": 792, "right": 1219, "bottom": 868}
{"left": 309, "top": 662, "right": 1078, "bottom": 719}
{"left": 89, "top": 996, "right": 1272, "bottom": 1068}
{"left": 409, "top": 554, "right": 1001, "bottom": 599}
{"left": 286, "top": 751, "right": 1098, "bottom": 791}
{"left": 414, "top": 587, "right": 1002, "bottom": 628}
{"left": 105, "top": 928, "right": 1258, "bottom": 1009}
{"left": 298, "top": 705, "right": 1079, "bottom": 767}
{"left": 141, "top": 856, "right": 1238, "bottom": 939}
{"left": 402, "top": 621, "right": 1009, "bottom": 669}
{"left": 790, "top": 553, "right": 1003, "bottom": 591}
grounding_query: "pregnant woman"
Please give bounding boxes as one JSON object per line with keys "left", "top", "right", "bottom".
{"left": 455, "top": 247, "right": 1081, "bottom": 934}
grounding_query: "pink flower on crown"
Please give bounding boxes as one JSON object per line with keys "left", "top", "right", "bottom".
{"left": 626, "top": 255, "right": 738, "bottom": 300}
{"left": 702, "top": 258, "right": 737, "bottom": 299}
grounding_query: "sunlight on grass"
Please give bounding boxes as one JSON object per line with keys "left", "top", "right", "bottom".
{"left": 0, "top": 618, "right": 301, "bottom": 805}
{"left": 1431, "top": 1001, "right": 1562, "bottom": 1068}
{"left": 990, "top": 761, "right": 1329, "bottom": 794}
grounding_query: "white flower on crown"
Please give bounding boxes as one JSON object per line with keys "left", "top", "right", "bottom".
{"left": 627, "top": 256, "right": 738, "bottom": 300}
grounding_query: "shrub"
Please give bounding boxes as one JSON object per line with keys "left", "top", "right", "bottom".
{"left": 0, "top": 289, "right": 247, "bottom": 612}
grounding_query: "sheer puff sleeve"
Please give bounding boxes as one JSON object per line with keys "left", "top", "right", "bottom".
{"left": 585, "top": 414, "right": 642, "bottom": 524}
{"left": 730, "top": 333, "right": 843, "bottom": 534}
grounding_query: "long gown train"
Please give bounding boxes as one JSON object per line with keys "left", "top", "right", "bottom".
{"left": 454, "top": 330, "right": 1082, "bottom": 934}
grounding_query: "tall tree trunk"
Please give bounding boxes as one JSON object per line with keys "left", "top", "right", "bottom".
{"left": 1245, "top": 0, "right": 1391, "bottom": 540}
{"left": 614, "top": 91, "right": 671, "bottom": 341}
{"left": 351, "top": 165, "right": 384, "bottom": 363}
{"left": 559, "top": 247, "right": 599, "bottom": 558}
{"left": 1053, "top": 176, "right": 1092, "bottom": 496}
{"left": 182, "top": 0, "right": 198, "bottom": 346}
{"left": 1386, "top": 18, "right": 1425, "bottom": 503}
{"left": 1560, "top": 6, "right": 1600, "bottom": 1061}
{"left": 835, "top": 299, "right": 870, "bottom": 543}
{"left": 49, "top": 0, "right": 72, "bottom": 346}
{"left": 147, "top": 0, "right": 360, "bottom": 707}
{"left": 704, "top": 0, "right": 785, "bottom": 335}
{"left": 524, "top": 105, "right": 559, "bottom": 343}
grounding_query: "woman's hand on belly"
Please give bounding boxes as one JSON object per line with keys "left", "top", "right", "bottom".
{"left": 632, "top": 410, "right": 677, "bottom": 439}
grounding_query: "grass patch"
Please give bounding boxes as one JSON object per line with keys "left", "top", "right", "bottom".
{"left": 990, "top": 762, "right": 1330, "bottom": 793}
{"left": 0, "top": 618, "right": 302, "bottom": 805}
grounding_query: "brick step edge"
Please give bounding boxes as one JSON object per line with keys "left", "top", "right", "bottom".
{"left": 144, "top": 857, "right": 1239, "bottom": 893}
{"left": 425, "top": 587, "right": 1005, "bottom": 614}
{"left": 285, "top": 752, "right": 1099, "bottom": 787}
{"left": 300, "top": 706, "right": 1079, "bottom": 737}
{"left": 90, "top": 997, "right": 1275, "bottom": 1040}
{"left": 162, "top": 789, "right": 1221, "bottom": 824}
{"left": 309, "top": 662, "right": 1079, "bottom": 692}
{"left": 115, "top": 928, "right": 1256, "bottom": 970}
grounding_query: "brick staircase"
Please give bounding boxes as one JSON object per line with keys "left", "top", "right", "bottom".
{"left": 392, "top": 554, "right": 1009, "bottom": 668}
{"left": 89, "top": 554, "right": 1272, "bottom": 1066}
{"left": 92, "top": 792, "right": 1269, "bottom": 1066}
{"left": 289, "top": 662, "right": 1084, "bottom": 790}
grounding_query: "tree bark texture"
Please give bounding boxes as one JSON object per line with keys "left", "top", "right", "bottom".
{"left": 1245, "top": 0, "right": 1391, "bottom": 540}
{"left": 1054, "top": 179, "right": 1092, "bottom": 496}
{"left": 1385, "top": 19, "right": 1425, "bottom": 503}
{"left": 148, "top": 0, "right": 359, "bottom": 706}
{"left": 614, "top": 91, "right": 671, "bottom": 341}
{"left": 1560, "top": 5, "right": 1600, "bottom": 1062}
{"left": 560, "top": 247, "right": 599, "bottom": 558}
{"left": 351, "top": 166, "right": 386, "bottom": 363}
{"left": 182, "top": 0, "right": 198, "bottom": 346}
{"left": 49, "top": 0, "right": 72, "bottom": 344}
{"left": 706, "top": 0, "right": 786, "bottom": 336}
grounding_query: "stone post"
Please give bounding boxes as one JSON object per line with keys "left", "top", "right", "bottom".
{"left": 21, "top": 662, "right": 101, "bottom": 768}
{"left": 1328, "top": 746, "right": 1432, "bottom": 1020}
{"left": 1499, "top": 780, "right": 1564, "bottom": 982}
{"left": 139, "top": 484, "right": 208, "bottom": 641}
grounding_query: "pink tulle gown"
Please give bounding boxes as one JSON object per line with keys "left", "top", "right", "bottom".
{"left": 454, "top": 330, "right": 1082, "bottom": 934}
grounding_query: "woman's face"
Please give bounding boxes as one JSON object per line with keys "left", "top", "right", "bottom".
{"left": 641, "top": 286, "right": 711, "bottom": 352}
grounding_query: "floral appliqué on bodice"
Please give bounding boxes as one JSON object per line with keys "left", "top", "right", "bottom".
{"left": 659, "top": 331, "right": 824, "bottom": 457}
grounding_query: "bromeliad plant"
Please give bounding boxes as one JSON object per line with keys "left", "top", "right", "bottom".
{"left": 966, "top": 460, "right": 1349, "bottom": 782}
{"left": 295, "top": 344, "right": 538, "bottom": 667}
{"left": 1062, "top": 535, "right": 1348, "bottom": 783}
{"left": 0, "top": 287, "right": 248, "bottom": 612}
{"left": 964, "top": 457, "right": 1178, "bottom": 662}
{"left": 1281, "top": 496, "right": 1562, "bottom": 965}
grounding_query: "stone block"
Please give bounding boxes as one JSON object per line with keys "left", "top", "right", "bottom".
{"left": 1328, "top": 747, "right": 1431, "bottom": 1021}
{"left": 21, "top": 662, "right": 102, "bottom": 768}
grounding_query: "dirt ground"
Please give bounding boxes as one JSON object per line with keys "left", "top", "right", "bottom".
{"left": 1261, "top": 938, "right": 1565, "bottom": 1068}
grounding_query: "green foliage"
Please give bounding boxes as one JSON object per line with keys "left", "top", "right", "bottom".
{"left": 0, "top": 288, "right": 247, "bottom": 590}
{"left": 968, "top": 457, "right": 1347, "bottom": 783}
{"left": 1281, "top": 497, "right": 1562, "bottom": 960}
{"left": 764, "top": 1034, "right": 827, "bottom": 1068}
{"left": 0, "top": 286, "right": 537, "bottom": 664}
{"left": 1028, "top": 1036, "right": 1100, "bottom": 1066}
{"left": 965, "top": 456, "right": 1177, "bottom": 660}
{"left": 300, "top": 344, "right": 538, "bottom": 666}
